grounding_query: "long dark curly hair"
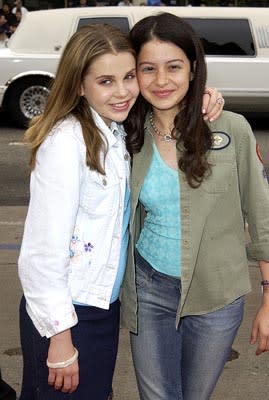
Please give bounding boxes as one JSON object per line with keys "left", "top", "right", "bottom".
{"left": 124, "top": 13, "right": 212, "bottom": 188}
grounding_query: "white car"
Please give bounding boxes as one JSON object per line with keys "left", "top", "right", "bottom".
{"left": 0, "top": 6, "right": 269, "bottom": 127}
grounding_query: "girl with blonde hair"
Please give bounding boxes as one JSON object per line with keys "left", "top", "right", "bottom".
{"left": 18, "top": 23, "right": 139, "bottom": 400}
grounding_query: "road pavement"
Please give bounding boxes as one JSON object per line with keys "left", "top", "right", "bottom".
{"left": 1, "top": 205, "right": 269, "bottom": 399}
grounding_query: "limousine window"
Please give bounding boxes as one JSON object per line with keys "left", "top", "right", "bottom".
{"left": 77, "top": 17, "right": 130, "bottom": 34}
{"left": 185, "top": 18, "right": 255, "bottom": 57}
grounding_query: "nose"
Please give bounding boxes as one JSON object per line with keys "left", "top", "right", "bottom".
{"left": 156, "top": 69, "right": 168, "bottom": 86}
{"left": 115, "top": 82, "right": 128, "bottom": 98}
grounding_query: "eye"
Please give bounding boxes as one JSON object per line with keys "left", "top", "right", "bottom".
{"left": 169, "top": 64, "right": 181, "bottom": 71}
{"left": 141, "top": 65, "right": 154, "bottom": 73}
{"left": 125, "top": 72, "right": 136, "bottom": 80}
{"left": 99, "top": 78, "right": 112, "bottom": 85}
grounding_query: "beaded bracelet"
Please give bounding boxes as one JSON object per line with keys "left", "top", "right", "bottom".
{"left": 261, "top": 280, "right": 269, "bottom": 287}
{"left": 46, "top": 347, "right": 79, "bottom": 369}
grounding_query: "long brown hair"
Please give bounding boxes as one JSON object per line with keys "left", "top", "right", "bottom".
{"left": 124, "top": 13, "right": 212, "bottom": 188}
{"left": 25, "top": 24, "right": 135, "bottom": 174}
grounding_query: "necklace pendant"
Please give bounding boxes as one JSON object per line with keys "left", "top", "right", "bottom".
{"left": 162, "top": 134, "right": 173, "bottom": 142}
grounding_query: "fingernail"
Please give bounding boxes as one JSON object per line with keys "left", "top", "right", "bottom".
{"left": 202, "top": 109, "right": 206, "bottom": 114}
{"left": 209, "top": 118, "right": 214, "bottom": 122}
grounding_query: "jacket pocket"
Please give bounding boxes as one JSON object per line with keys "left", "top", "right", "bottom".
{"left": 201, "top": 161, "right": 235, "bottom": 194}
{"left": 80, "top": 170, "right": 120, "bottom": 216}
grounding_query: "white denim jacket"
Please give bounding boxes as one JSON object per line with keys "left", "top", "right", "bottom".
{"left": 18, "top": 110, "right": 130, "bottom": 338}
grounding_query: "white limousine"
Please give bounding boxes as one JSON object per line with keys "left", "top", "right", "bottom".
{"left": 0, "top": 6, "right": 268, "bottom": 127}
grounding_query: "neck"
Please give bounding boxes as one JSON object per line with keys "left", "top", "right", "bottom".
{"left": 151, "top": 109, "right": 176, "bottom": 133}
{"left": 149, "top": 111, "right": 176, "bottom": 143}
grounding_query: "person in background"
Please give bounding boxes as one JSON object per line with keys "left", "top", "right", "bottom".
{"left": 77, "top": 0, "right": 96, "bottom": 8}
{"left": 0, "top": 12, "right": 9, "bottom": 36}
{"left": 0, "top": 25, "right": 8, "bottom": 47}
{"left": 121, "top": 12, "right": 269, "bottom": 400}
{"left": 118, "top": 0, "right": 133, "bottom": 6}
{"left": 15, "top": 8, "right": 21, "bottom": 22}
{"left": 12, "top": 0, "right": 27, "bottom": 17}
{"left": 0, "top": 2, "right": 15, "bottom": 25}
{"left": 77, "top": 0, "right": 88, "bottom": 5}
{"left": 146, "top": 0, "right": 162, "bottom": 5}
{"left": 8, "top": 18, "right": 18, "bottom": 35}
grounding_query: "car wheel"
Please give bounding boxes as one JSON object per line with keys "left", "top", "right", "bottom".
{"left": 6, "top": 76, "right": 52, "bottom": 128}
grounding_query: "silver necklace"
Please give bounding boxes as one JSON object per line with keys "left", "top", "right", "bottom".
{"left": 149, "top": 112, "right": 175, "bottom": 143}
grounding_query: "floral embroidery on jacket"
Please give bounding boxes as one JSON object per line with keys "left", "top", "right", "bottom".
{"left": 70, "top": 232, "right": 82, "bottom": 264}
{"left": 70, "top": 230, "right": 94, "bottom": 265}
{"left": 84, "top": 242, "right": 94, "bottom": 252}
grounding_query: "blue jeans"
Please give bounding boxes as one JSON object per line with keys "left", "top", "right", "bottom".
{"left": 131, "top": 251, "right": 244, "bottom": 400}
{"left": 19, "top": 296, "right": 119, "bottom": 400}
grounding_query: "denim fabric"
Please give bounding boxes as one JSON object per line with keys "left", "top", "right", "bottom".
{"left": 131, "top": 251, "right": 244, "bottom": 400}
{"left": 19, "top": 296, "right": 120, "bottom": 400}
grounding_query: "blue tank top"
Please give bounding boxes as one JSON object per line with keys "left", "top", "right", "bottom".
{"left": 136, "top": 143, "right": 181, "bottom": 277}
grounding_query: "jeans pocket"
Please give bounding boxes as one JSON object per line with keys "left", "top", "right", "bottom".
{"left": 135, "top": 253, "right": 151, "bottom": 289}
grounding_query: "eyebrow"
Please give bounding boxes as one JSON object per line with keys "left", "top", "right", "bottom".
{"left": 96, "top": 75, "right": 113, "bottom": 80}
{"left": 95, "top": 68, "right": 137, "bottom": 80}
{"left": 138, "top": 59, "right": 185, "bottom": 65}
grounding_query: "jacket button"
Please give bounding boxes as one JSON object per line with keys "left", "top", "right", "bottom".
{"left": 102, "top": 178, "right": 107, "bottom": 186}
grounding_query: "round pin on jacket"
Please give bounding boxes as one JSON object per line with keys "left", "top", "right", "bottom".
{"left": 211, "top": 131, "right": 231, "bottom": 150}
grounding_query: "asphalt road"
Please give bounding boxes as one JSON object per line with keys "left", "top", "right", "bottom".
{"left": 0, "top": 114, "right": 29, "bottom": 206}
{"left": 0, "top": 112, "right": 268, "bottom": 206}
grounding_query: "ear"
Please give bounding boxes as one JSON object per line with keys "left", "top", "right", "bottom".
{"left": 189, "top": 72, "right": 194, "bottom": 81}
{"left": 80, "top": 84, "right": 85, "bottom": 97}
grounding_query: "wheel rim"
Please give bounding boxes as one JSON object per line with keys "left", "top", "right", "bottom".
{"left": 19, "top": 85, "right": 50, "bottom": 119}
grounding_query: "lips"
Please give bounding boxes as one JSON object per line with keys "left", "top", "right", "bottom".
{"left": 110, "top": 101, "right": 130, "bottom": 111}
{"left": 153, "top": 90, "right": 173, "bottom": 98}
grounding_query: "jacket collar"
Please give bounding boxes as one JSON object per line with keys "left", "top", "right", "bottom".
{"left": 91, "top": 108, "right": 126, "bottom": 149}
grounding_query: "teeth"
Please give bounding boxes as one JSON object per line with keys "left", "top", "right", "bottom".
{"left": 113, "top": 102, "right": 128, "bottom": 108}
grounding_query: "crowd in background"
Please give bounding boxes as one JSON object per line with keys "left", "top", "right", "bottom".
{"left": 68, "top": 0, "right": 236, "bottom": 6}
{"left": 0, "top": 0, "right": 267, "bottom": 44}
{"left": 0, "top": 0, "right": 27, "bottom": 45}
{"left": 0, "top": 0, "right": 267, "bottom": 16}
{"left": 63, "top": 0, "right": 238, "bottom": 7}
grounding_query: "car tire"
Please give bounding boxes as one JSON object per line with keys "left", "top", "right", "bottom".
{"left": 6, "top": 76, "right": 52, "bottom": 128}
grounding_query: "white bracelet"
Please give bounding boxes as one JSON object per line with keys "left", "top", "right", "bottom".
{"left": 46, "top": 347, "right": 79, "bottom": 369}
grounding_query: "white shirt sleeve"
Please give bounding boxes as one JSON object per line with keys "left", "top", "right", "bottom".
{"left": 18, "top": 122, "right": 83, "bottom": 338}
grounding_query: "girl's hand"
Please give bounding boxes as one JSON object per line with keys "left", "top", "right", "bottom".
{"left": 47, "top": 329, "right": 79, "bottom": 393}
{"left": 202, "top": 87, "right": 224, "bottom": 122}
{"left": 250, "top": 304, "right": 269, "bottom": 355}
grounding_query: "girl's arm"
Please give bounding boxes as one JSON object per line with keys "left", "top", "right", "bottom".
{"left": 250, "top": 260, "right": 269, "bottom": 355}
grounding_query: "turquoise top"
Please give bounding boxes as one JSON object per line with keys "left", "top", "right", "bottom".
{"left": 136, "top": 143, "right": 181, "bottom": 277}
{"left": 110, "top": 181, "right": 130, "bottom": 303}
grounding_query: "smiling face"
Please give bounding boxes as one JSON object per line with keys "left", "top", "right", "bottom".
{"left": 137, "top": 39, "right": 192, "bottom": 114}
{"left": 81, "top": 51, "right": 139, "bottom": 127}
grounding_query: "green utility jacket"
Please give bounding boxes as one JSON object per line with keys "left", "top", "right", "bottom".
{"left": 121, "top": 111, "right": 269, "bottom": 333}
